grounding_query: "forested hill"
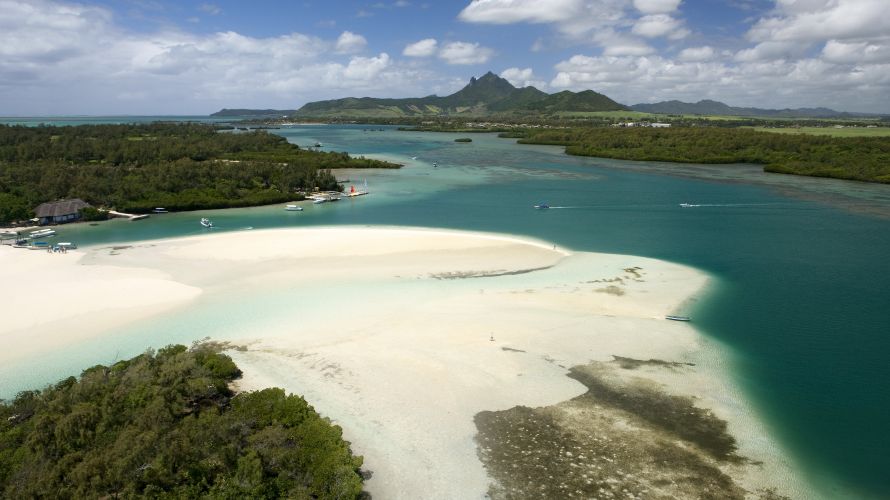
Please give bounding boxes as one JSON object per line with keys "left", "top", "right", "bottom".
{"left": 0, "top": 123, "right": 398, "bottom": 224}
{"left": 292, "top": 71, "right": 627, "bottom": 118}
{"left": 630, "top": 99, "right": 872, "bottom": 118}
{"left": 0, "top": 343, "right": 365, "bottom": 498}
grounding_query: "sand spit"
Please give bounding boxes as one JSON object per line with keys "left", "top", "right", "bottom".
{"left": 1, "top": 226, "right": 801, "bottom": 498}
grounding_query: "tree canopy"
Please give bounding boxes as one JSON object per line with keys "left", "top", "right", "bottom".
{"left": 0, "top": 343, "right": 364, "bottom": 499}
{"left": 0, "top": 123, "right": 398, "bottom": 223}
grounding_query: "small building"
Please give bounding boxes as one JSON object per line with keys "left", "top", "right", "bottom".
{"left": 34, "top": 198, "right": 91, "bottom": 225}
{"left": 651, "top": 122, "right": 671, "bottom": 128}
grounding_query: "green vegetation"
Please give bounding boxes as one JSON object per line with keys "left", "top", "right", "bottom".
{"left": 0, "top": 343, "right": 364, "bottom": 499}
{"left": 454, "top": 137, "right": 473, "bottom": 143}
{"left": 0, "top": 123, "right": 398, "bottom": 224}
{"left": 750, "top": 126, "right": 890, "bottom": 138}
{"left": 515, "top": 127, "right": 890, "bottom": 183}
{"left": 293, "top": 72, "right": 627, "bottom": 119}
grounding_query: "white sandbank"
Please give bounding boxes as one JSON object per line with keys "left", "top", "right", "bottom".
{"left": 0, "top": 227, "right": 801, "bottom": 498}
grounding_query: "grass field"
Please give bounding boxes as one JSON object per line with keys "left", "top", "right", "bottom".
{"left": 750, "top": 126, "right": 890, "bottom": 137}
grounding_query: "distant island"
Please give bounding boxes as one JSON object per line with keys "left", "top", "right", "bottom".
{"left": 629, "top": 99, "right": 874, "bottom": 119}
{"left": 221, "top": 72, "right": 627, "bottom": 119}
{"left": 214, "top": 71, "right": 884, "bottom": 121}
{"left": 0, "top": 123, "right": 398, "bottom": 225}
{"left": 210, "top": 108, "right": 297, "bottom": 118}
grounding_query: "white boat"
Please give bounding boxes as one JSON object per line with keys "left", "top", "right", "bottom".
{"left": 152, "top": 207, "right": 168, "bottom": 213}
{"left": 534, "top": 203, "right": 550, "bottom": 210}
{"left": 200, "top": 217, "right": 214, "bottom": 228}
{"left": 285, "top": 204, "right": 304, "bottom": 211}
{"left": 312, "top": 197, "right": 327, "bottom": 204}
{"left": 29, "top": 229, "right": 56, "bottom": 239}
{"left": 411, "top": 156, "right": 418, "bottom": 160}
{"left": 665, "top": 315, "right": 691, "bottom": 321}
{"left": 57, "top": 242, "right": 77, "bottom": 249}
{"left": 679, "top": 203, "right": 700, "bottom": 208}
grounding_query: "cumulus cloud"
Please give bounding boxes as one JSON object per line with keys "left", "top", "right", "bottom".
{"left": 677, "top": 45, "right": 714, "bottom": 62}
{"left": 403, "top": 38, "right": 438, "bottom": 57}
{"left": 500, "top": 67, "right": 547, "bottom": 88}
{"left": 632, "top": 0, "right": 682, "bottom": 14}
{"left": 821, "top": 39, "right": 890, "bottom": 64}
{"left": 747, "top": 0, "right": 889, "bottom": 44}
{"left": 438, "top": 41, "right": 494, "bottom": 65}
{"left": 549, "top": 49, "right": 890, "bottom": 112}
{"left": 632, "top": 14, "right": 687, "bottom": 38}
{"left": 0, "top": 0, "right": 443, "bottom": 114}
{"left": 458, "top": 0, "right": 581, "bottom": 24}
{"left": 335, "top": 31, "right": 367, "bottom": 53}
{"left": 594, "top": 29, "right": 654, "bottom": 56}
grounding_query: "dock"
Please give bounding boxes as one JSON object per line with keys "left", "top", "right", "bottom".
{"left": 107, "top": 210, "right": 150, "bottom": 221}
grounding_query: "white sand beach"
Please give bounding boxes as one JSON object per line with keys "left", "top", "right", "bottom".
{"left": 0, "top": 227, "right": 802, "bottom": 498}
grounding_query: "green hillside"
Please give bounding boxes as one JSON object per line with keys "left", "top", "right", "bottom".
{"left": 291, "top": 72, "right": 627, "bottom": 118}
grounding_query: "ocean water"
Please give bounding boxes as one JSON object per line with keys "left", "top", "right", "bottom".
{"left": 3, "top": 122, "right": 890, "bottom": 498}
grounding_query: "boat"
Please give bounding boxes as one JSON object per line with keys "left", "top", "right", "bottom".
{"left": 346, "top": 181, "right": 369, "bottom": 197}
{"left": 200, "top": 217, "right": 214, "bottom": 228}
{"left": 57, "top": 242, "right": 77, "bottom": 249}
{"left": 152, "top": 207, "right": 168, "bottom": 213}
{"left": 665, "top": 315, "right": 691, "bottom": 321}
{"left": 433, "top": 162, "right": 438, "bottom": 168}
{"left": 411, "top": 156, "right": 418, "bottom": 160}
{"left": 534, "top": 203, "right": 550, "bottom": 210}
{"left": 312, "top": 197, "right": 327, "bottom": 204}
{"left": 679, "top": 203, "right": 700, "bottom": 208}
{"left": 285, "top": 204, "right": 304, "bottom": 211}
{"left": 29, "top": 228, "right": 56, "bottom": 239}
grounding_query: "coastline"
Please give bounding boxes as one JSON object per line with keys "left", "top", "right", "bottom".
{"left": 0, "top": 226, "right": 802, "bottom": 498}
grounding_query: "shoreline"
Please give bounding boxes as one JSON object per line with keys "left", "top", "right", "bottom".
{"left": 0, "top": 226, "right": 803, "bottom": 498}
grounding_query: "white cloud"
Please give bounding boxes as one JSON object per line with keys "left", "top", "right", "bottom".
{"left": 549, "top": 50, "right": 890, "bottom": 112}
{"left": 678, "top": 45, "right": 714, "bottom": 62}
{"left": 0, "top": 0, "right": 441, "bottom": 114}
{"left": 500, "top": 67, "right": 547, "bottom": 88}
{"left": 594, "top": 29, "right": 655, "bottom": 56}
{"left": 747, "top": 0, "right": 889, "bottom": 44}
{"left": 632, "top": 0, "right": 682, "bottom": 14}
{"left": 822, "top": 39, "right": 890, "bottom": 64}
{"left": 403, "top": 38, "right": 438, "bottom": 57}
{"left": 343, "top": 53, "right": 391, "bottom": 80}
{"left": 734, "top": 41, "right": 802, "bottom": 62}
{"left": 632, "top": 14, "right": 686, "bottom": 38}
{"left": 458, "top": 0, "right": 582, "bottom": 24}
{"left": 335, "top": 31, "right": 367, "bottom": 53}
{"left": 438, "top": 41, "right": 494, "bottom": 65}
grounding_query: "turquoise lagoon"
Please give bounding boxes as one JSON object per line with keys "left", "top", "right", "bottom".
{"left": 3, "top": 123, "right": 890, "bottom": 498}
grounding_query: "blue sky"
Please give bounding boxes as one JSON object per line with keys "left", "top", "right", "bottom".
{"left": 1, "top": 0, "right": 888, "bottom": 114}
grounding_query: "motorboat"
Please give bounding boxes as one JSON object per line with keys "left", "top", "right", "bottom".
{"left": 665, "top": 315, "right": 691, "bottom": 321}
{"left": 152, "top": 207, "right": 168, "bottom": 213}
{"left": 285, "top": 204, "right": 304, "bottom": 211}
{"left": 200, "top": 217, "right": 214, "bottom": 228}
{"left": 29, "top": 228, "right": 56, "bottom": 238}
{"left": 533, "top": 203, "right": 550, "bottom": 210}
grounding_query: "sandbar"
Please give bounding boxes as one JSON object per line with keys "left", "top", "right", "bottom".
{"left": 0, "top": 227, "right": 803, "bottom": 498}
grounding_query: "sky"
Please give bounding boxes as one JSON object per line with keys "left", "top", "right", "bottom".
{"left": 1, "top": 0, "right": 889, "bottom": 115}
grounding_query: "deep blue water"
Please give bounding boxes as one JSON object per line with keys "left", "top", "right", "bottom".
{"left": 4, "top": 122, "right": 890, "bottom": 498}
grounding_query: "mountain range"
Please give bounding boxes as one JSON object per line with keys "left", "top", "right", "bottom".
{"left": 212, "top": 72, "right": 875, "bottom": 119}
{"left": 289, "top": 72, "right": 626, "bottom": 118}
{"left": 629, "top": 100, "right": 863, "bottom": 118}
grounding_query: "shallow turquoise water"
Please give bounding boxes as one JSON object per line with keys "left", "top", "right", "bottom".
{"left": 3, "top": 123, "right": 890, "bottom": 498}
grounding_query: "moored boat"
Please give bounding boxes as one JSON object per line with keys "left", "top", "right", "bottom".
{"left": 200, "top": 217, "right": 214, "bottom": 228}
{"left": 153, "top": 207, "right": 168, "bottom": 213}
{"left": 285, "top": 204, "right": 304, "bottom": 211}
{"left": 665, "top": 315, "right": 691, "bottom": 321}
